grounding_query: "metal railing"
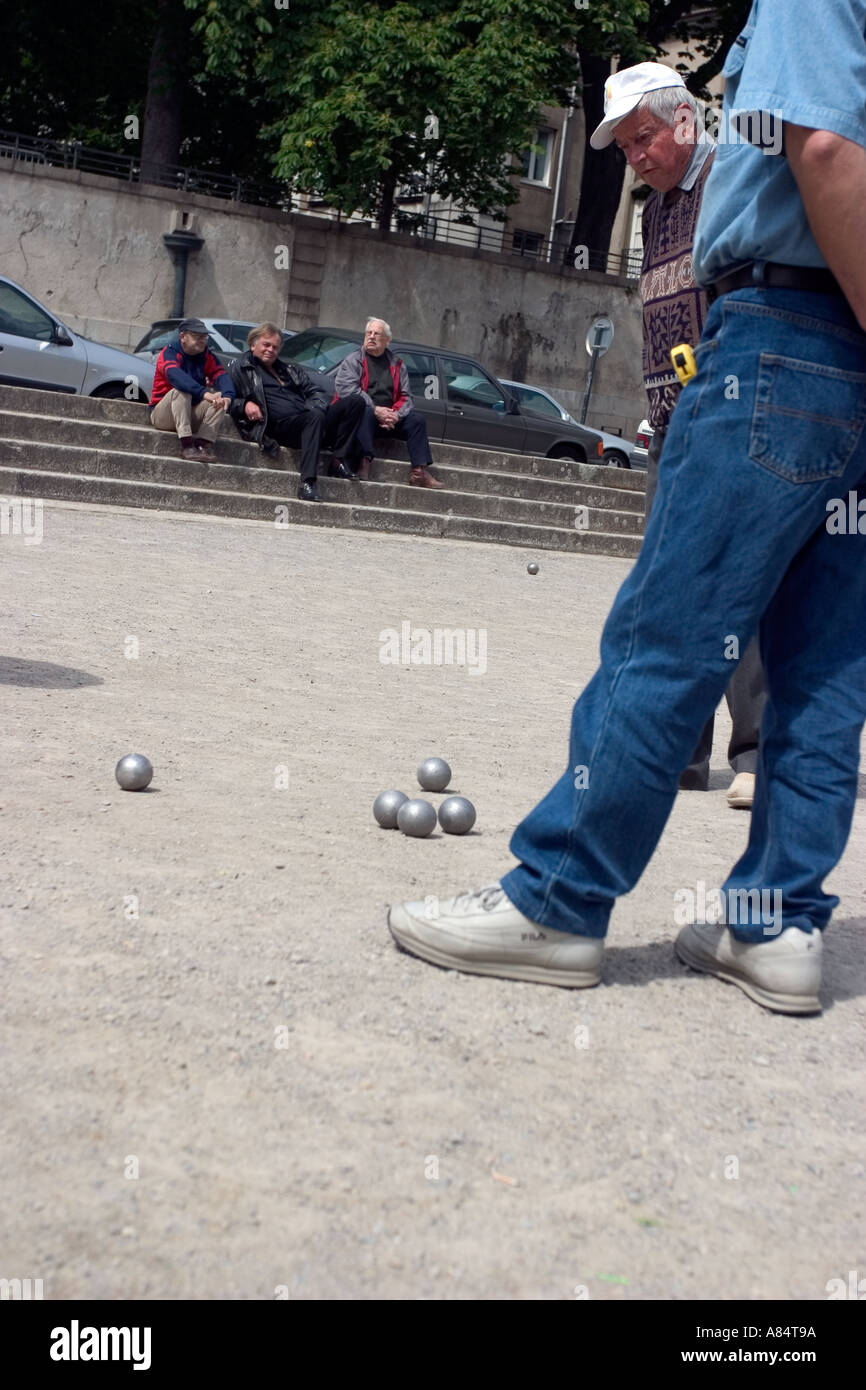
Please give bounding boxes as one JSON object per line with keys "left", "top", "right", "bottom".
{"left": 0, "top": 128, "right": 640, "bottom": 279}
{"left": 394, "top": 208, "right": 641, "bottom": 278}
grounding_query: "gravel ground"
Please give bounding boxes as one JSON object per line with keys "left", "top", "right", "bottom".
{"left": 1, "top": 500, "right": 864, "bottom": 1301}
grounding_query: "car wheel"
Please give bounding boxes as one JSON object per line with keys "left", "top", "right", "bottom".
{"left": 91, "top": 382, "right": 145, "bottom": 402}
{"left": 547, "top": 446, "right": 584, "bottom": 464}
{"left": 602, "top": 448, "right": 630, "bottom": 468}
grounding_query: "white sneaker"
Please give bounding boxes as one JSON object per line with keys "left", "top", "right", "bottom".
{"left": 727, "top": 772, "right": 755, "bottom": 809}
{"left": 675, "top": 921, "right": 822, "bottom": 1014}
{"left": 387, "top": 884, "right": 603, "bottom": 987}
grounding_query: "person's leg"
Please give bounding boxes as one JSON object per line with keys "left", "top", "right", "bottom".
{"left": 151, "top": 389, "right": 194, "bottom": 447}
{"left": 720, "top": 502, "right": 866, "bottom": 942}
{"left": 353, "top": 403, "right": 376, "bottom": 476}
{"left": 395, "top": 410, "right": 443, "bottom": 487}
{"left": 725, "top": 634, "right": 766, "bottom": 774}
{"left": 646, "top": 423, "right": 715, "bottom": 791}
{"left": 643, "top": 425, "right": 666, "bottom": 522}
{"left": 291, "top": 406, "right": 325, "bottom": 483}
{"left": 324, "top": 395, "right": 364, "bottom": 455}
{"left": 393, "top": 411, "right": 433, "bottom": 467}
{"left": 499, "top": 290, "right": 866, "bottom": 941}
{"left": 190, "top": 399, "right": 228, "bottom": 444}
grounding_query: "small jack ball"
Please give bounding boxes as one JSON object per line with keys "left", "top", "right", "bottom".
{"left": 527, "top": 562, "right": 539, "bottom": 575}
{"left": 115, "top": 753, "right": 153, "bottom": 791}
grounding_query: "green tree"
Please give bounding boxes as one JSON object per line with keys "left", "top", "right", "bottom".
{"left": 189, "top": 0, "right": 648, "bottom": 232}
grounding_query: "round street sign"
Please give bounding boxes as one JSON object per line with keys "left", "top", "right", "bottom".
{"left": 586, "top": 315, "right": 614, "bottom": 357}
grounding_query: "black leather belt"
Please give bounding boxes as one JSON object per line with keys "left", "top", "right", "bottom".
{"left": 706, "top": 262, "right": 842, "bottom": 304}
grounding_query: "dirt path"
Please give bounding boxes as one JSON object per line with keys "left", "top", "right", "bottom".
{"left": 1, "top": 501, "right": 863, "bottom": 1300}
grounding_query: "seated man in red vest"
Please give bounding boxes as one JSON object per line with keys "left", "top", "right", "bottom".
{"left": 334, "top": 317, "right": 443, "bottom": 488}
{"left": 149, "top": 318, "right": 234, "bottom": 460}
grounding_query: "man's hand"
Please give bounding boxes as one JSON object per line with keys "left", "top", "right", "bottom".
{"left": 204, "top": 390, "right": 230, "bottom": 410}
{"left": 786, "top": 124, "right": 866, "bottom": 332}
{"left": 244, "top": 401, "right": 263, "bottom": 422}
{"left": 374, "top": 405, "right": 398, "bottom": 429}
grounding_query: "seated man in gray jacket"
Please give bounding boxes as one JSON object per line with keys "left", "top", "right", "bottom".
{"left": 334, "top": 317, "right": 443, "bottom": 488}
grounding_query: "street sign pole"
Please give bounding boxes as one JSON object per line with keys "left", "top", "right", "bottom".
{"left": 579, "top": 346, "right": 600, "bottom": 424}
{"left": 580, "top": 315, "right": 614, "bottom": 425}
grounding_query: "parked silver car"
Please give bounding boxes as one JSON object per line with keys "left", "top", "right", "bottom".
{"left": 500, "top": 378, "right": 636, "bottom": 467}
{"left": 0, "top": 275, "right": 154, "bottom": 400}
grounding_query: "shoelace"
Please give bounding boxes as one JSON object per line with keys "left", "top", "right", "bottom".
{"left": 451, "top": 884, "right": 504, "bottom": 914}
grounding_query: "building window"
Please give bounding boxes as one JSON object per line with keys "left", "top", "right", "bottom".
{"left": 521, "top": 128, "right": 554, "bottom": 185}
{"left": 511, "top": 228, "right": 544, "bottom": 259}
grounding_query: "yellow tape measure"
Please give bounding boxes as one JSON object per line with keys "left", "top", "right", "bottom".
{"left": 670, "top": 343, "right": 697, "bottom": 386}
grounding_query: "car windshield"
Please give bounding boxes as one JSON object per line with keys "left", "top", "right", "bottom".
{"left": 279, "top": 330, "right": 358, "bottom": 373}
{"left": 133, "top": 322, "right": 182, "bottom": 353}
{"left": 510, "top": 386, "right": 563, "bottom": 421}
{"left": 135, "top": 324, "right": 224, "bottom": 356}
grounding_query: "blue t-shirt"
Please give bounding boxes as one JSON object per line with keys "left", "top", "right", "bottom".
{"left": 693, "top": 0, "right": 866, "bottom": 284}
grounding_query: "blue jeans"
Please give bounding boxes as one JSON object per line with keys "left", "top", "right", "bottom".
{"left": 502, "top": 288, "right": 866, "bottom": 943}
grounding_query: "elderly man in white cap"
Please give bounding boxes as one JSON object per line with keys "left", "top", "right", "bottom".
{"left": 593, "top": 62, "right": 765, "bottom": 809}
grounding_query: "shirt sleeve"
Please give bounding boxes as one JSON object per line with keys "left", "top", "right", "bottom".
{"left": 732, "top": 0, "right": 866, "bottom": 148}
{"left": 205, "top": 353, "right": 235, "bottom": 398}
{"left": 164, "top": 352, "right": 207, "bottom": 403}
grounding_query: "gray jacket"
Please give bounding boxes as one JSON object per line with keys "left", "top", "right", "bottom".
{"left": 334, "top": 347, "right": 414, "bottom": 421}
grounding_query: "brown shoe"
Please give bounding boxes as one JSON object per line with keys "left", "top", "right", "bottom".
{"left": 194, "top": 439, "right": 217, "bottom": 462}
{"left": 410, "top": 466, "right": 444, "bottom": 489}
{"left": 357, "top": 456, "right": 373, "bottom": 481}
{"left": 180, "top": 444, "right": 200, "bottom": 461}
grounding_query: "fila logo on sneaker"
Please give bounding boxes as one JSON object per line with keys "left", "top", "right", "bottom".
{"left": 521, "top": 931, "right": 546, "bottom": 941}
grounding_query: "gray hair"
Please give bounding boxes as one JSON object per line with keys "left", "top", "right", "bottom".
{"left": 637, "top": 85, "right": 700, "bottom": 127}
{"left": 365, "top": 317, "right": 392, "bottom": 340}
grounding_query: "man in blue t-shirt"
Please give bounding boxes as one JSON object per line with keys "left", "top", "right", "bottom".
{"left": 388, "top": 0, "right": 866, "bottom": 1016}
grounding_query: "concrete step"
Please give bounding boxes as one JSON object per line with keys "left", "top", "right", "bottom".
{"left": 0, "top": 413, "right": 644, "bottom": 516}
{"left": 0, "top": 438, "right": 644, "bottom": 537}
{"left": 0, "top": 467, "right": 642, "bottom": 558}
{"left": 0, "top": 385, "right": 647, "bottom": 493}
{"left": 0, "top": 383, "right": 646, "bottom": 557}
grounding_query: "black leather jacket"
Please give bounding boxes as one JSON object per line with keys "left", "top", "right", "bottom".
{"left": 228, "top": 351, "right": 330, "bottom": 451}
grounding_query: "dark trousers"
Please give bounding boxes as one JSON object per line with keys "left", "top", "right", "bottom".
{"left": 269, "top": 396, "right": 365, "bottom": 482}
{"left": 355, "top": 405, "right": 433, "bottom": 468}
{"left": 645, "top": 425, "right": 766, "bottom": 783}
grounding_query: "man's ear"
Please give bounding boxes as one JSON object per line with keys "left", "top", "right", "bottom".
{"left": 673, "top": 103, "right": 696, "bottom": 146}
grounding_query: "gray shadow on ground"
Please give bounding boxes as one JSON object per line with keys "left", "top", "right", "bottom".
{"left": 706, "top": 768, "right": 866, "bottom": 798}
{"left": 604, "top": 916, "right": 865, "bottom": 1009}
{"left": 0, "top": 656, "right": 103, "bottom": 689}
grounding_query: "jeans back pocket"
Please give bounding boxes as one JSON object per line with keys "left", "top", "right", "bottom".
{"left": 749, "top": 353, "right": 866, "bottom": 483}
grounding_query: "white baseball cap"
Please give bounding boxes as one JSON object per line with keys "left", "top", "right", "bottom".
{"left": 590, "top": 62, "right": 688, "bottom": 150}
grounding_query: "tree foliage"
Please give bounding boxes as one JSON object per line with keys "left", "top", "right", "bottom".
{"left": 188, "top": 0, "right": 649, "bottom": 228}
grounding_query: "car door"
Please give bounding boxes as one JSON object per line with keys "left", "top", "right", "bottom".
{"left": 396, "top": 347, "right": 446, "bottom": 443}
{"left": 506, "top": 384, "right": 565, "bottom": 458}
{"left": 440, "top": 354, "right": 526, "bottom": 451}
{"left": 0, "top": 280, "right": 85, "bottom": 392}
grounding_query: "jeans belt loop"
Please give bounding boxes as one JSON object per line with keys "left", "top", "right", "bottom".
{"left": 750, "top": 260, "right": 767, "bottom": 287}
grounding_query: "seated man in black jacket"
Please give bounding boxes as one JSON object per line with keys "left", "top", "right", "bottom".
{"left": 228, "top": 322, "right": 365, "bottom": 501}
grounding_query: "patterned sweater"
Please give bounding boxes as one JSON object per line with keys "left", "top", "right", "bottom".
{"left": 640, "top": 152, "right": 714, "bottom": 431}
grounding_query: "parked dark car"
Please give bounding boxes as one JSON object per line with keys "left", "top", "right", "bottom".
{"left": 278, "top": 327, "right": 606, "bottom": 463}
